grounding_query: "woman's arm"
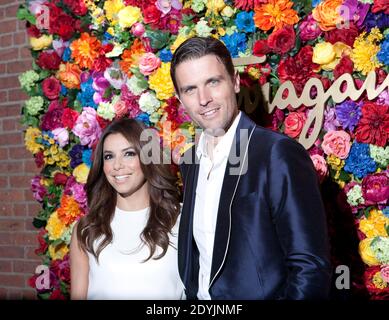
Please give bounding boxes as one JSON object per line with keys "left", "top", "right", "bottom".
{"left": 70, "top": 223, "right": 89, "bottom": 300}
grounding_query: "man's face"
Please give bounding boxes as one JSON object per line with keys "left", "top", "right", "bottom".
{"left": 175, "top": 54, "right": 240, "bottom": 135}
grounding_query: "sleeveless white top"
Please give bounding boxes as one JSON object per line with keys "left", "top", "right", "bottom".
{"left": 87, "top": 207, "right": 184, "bottom": 300}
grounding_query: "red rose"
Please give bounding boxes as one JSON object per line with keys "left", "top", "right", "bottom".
{"left": 54, "top": 172, "right": 68, "bottom": 186}
{"left": 324, "top": 22, "right": 359, "bottom": 47}
{"left": 253, "top": 39, "right": 271, "bottom": 56}
{"left": 37, "top": 51, "right": 61, "bottom": 70}
{"left": 26, "top": 22, "right": 41, "bottom": 37}
{"left": 61, "top": 108, "right": 79, "bottom": 129}
{"left": 41, "top": 100, "right": 65, "bottom": 131}
{"left": 372, "top": 0, "right": 389, "bottom": 14}
{"left": 42, "top": 76, "right": 61, "bottom": 100}
{"left": 284, "top": 112, "right": 307, "bottom": 138}
{"left": 356, "top": 102, "right": 389, "bottom": 147}
{"left": 143, "top": 5, "right": 162, "bottom": 26}
{"left": 267, "top": 26, "right": 296, "bottom": 55}
{"left": 334, "top": 55, "right": 354, "bottom": 79}
{"left": 63, "top": 0, "right": 88, "bottom": 16}
{"left": 96, "top": 115, "right": 110, "bottom": 130}
{"left": 92, "top": 56, "right": 113, "bottom": 72}
{"left": 35, "top": 151, "right": 45, "bottom": 168}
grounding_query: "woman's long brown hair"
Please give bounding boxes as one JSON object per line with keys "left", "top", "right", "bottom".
{"left": 76, "top": 118, "right": 181, "bottom": 262}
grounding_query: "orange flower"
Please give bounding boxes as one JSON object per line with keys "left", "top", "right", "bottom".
{"left": 254, "top": 0, "right": 299, "bottom": 31}
{"left": 119, "top": 39, "right": 146, "bottom": 77}
{"left": 56, "top": 63, "right": 82, "bottom": 89}
{"left": 57, "top": 195, "right": 83, "bottom": 226}
{"left": 70, "top": 32, "right": 102, "bottom": 69}
{"left": 312, "top": 0, "right": 342, "bottom": 31}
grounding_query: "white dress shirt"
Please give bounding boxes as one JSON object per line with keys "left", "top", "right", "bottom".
{"left": 193, "top": 112, "right": 241, "bottom": 300}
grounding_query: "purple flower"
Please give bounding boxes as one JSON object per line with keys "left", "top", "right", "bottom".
{"left": 69, "top": 145, "right": 84, "bottom": 169}
{"left": 364, "top": 12, "right": 389, "bottom": 32}
{"left": 377, "top": 90, "right": 389, "bottom": 106}
{"left": 324, "top": 105, "right": 341, "bottom": 132}
{"left": 299, "top": 14, "right": 322, "bottom": 42}
{"left": 103, "top": 67, "right": 127, "bottom": 90}
{"left": 31, "top": 176, "right": 47, "bottom": 202}
{"left": 340, "top": 0, "right": 370, "bottom": 29}
{"left": 72, "top": 107, "right": 102, "bottom": 148}
{"left": 71, "top": 183, "right": 88, "bottom": 209}
{"left": 91, "top": 71, "right": 111, "bottom": 105}
{"left": 335, "top": 101, "right": 362, "bottom": 132}
{"left": 362, "top": 171, "right": 389, "bottom": 206}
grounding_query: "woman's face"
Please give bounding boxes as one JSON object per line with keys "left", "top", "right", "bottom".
{"left": 102, "top": 133, "right": 147, "bottom": 197}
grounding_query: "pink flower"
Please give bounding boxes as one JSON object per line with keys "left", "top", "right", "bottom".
{"left": 155, "top": 0, "right": 182, "bottom": 15}
{"left": 322, "top": 130, "right": 351, "bottom": 159}
{"left": 310, "top": 154, "right": 328, "bottom": 182}
{"left": 72, "top": 107, "right": 102, "bottom": 148}
{"left": 131, "top": 23, "right": 145, "bottom": 37}
{"left": 284, "top": 112, "right": 307, "bottom": 138}
{"left": 42, "top": 76, "right": 61, "bottom": 100}
{"left": 113, "top": 99, "right": 128, "bottom": 118}
{"left": 381, "top": 266, "right": 389, "bottom": 283}
{"left": 362, "top": 171, "right": 389, "bottom": 206}
{"left": 138, "top": 52, "right": 161, "bottom": 76}
{"left": 121, "top": 85, "right": 141, "bottom": 118}
{"left": 103, "top": 68, "right": 126, "bottom": 90}
{"left": 299, "top": 14, "right": 322, "bottom": 42}
{"left": 31, "top": 176, "right": 46, "bottom": 202}
{"left": 52, "top": 127, "right": 69, "bottom": 148}
{"left": 41, "top": 100, "right": 65, "bottom": 131}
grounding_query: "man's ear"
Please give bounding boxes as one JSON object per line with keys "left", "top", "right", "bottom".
{"left": 234, "top": 71, "right": 240, "bottom": 94}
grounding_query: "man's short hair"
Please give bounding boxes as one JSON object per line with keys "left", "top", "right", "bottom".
{"left": 170, "top": 37, "right": 235, "bottom": 94}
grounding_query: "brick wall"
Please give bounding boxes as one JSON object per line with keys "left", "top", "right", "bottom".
{"left": 0, "top": 0, "right": 40, "bottom": 299}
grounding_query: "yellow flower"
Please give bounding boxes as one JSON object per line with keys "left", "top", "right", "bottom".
{"left": 25, "top": 127, "right": 43, "bottom": 154}
{"left": 221, "top": 6, "right": 234, "bottom": 17}
{"left": 359, "top": 238, "right": 380, "bottom": 266}
{"left": 104, "top": 0, "right": 125, "bottom": 25}
{"left": 372, "top": 272, "right": 388, "bottom": 289}
{"left": 327, "top": 154, "right": 344, "bottom": 171}
{"left": 351, "top": 27, "right": 383, "bottom": 75}
{"left": 313, "top": 42, "right": 336, "bottom": 65}
{"left": 73, "top": 163, "right": 90, "bottom": 184}
{"left": 30, "top": 34, "right": 53, "bottom": 51}
{"left": 43, "top": 145, "right": 70, "bottom": 168}
{"left": 171, "top": 34, "right": 191, "bottom": 53}
{"left": 46, "top": 211, "right": 66, "bottom": 241}
{"left": 117, "top": 6, "right": 142, "bottom": 29}
{"left": 359, "top": 209, "right": 389, "bottom": 238}
{"left": 149, "top": 62, "right": 175, "bottom": 100}
{"left": 48, "top": 243, "right": 69, "bottom": 260}
{"left": 206, "top": 0, "right": 226, "bottom": 15}
{"left": 247, "top": 67, "right": 261, "bottom": 80}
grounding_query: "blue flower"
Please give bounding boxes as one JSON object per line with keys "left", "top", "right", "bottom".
{"left": 382, "top": 206, "right": 389, "bottom": 218}
{"left": 335, "top": 101, "right": 362, "bottom": 132}
{"left": 312, "top": 0, "right": 321, "bottom": 8}
{"left": 82, "top": 149, "right": 93, "bottom": 167}
{"left": 77, "top": 77, "right": 97, "bottom": 109}
{"left": 60, "top": 85, "right": 68, "bottom": 96}
{"left": 377, "top": 35, "right": 389, "bottom": 65}
{"left": 135, "top": 113, "right": 151, "bottom": 126}
{"left": 40, "top": 131, "right": 55, "bottom": 146}
{"left": 364, "top": 12, "right": 389, "bottom": 32}
{"left": 62, "top": 47, "right": 71, "bottom": 62}
{"left": 220, "top": 32, "right": 247, "bottom": 58}
{"left": 159, "top": 48, "right": 173, "bottom": 62}
{"left": 69, "top": 144, "right": 85, "bottom": 169}
{"left": 344, "top": 142, "right": 377, "bottom": 179}
{"left": 235, "top": 11, "right": 255, "bottom": 33}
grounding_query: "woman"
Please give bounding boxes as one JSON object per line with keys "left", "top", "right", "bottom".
{"left": 70, "top": 118, "right": 184, "bottom": 299}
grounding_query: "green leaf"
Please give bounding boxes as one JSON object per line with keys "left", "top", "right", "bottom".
{"left": 16, "top": 5, "right": 36, "bottom": 25}
{"left": 147, "top": 30, "right": 170, "bottom": 50}
{"left": 386, "top": 224, "right": 389, "bottom": 237}
{"left": 338, "top": 170, "right": 351, "bottom": 183}
{"left": 33, "top": 217, "right": 47, "bottom": 229}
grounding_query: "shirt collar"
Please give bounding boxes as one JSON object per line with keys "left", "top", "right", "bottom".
{"left": 196, "top": 111, "right": 241, "bottom": 160}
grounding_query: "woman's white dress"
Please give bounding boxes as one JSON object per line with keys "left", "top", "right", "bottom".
{"left": 86, "top": 206, "right": 184, "bottom": 300}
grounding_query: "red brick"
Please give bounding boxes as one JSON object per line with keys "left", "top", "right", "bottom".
{"left": 0, "top": 203, "right": 12, "bottom": 216}
{"left": 0, "top": 176, "right": 8, "bottom": 188}
{"left": 0, "top": 233, "right": 11, "bottom": 245}
{"left": 0, "top": 161, "right": 24, "bottom": 173}
{"left": 0, "top": 90, "right": 7, "bottom": 102}
{"left": 0, "top": 260, "right": 12, "bottom": 272}
{"left": 17, "top": 20, "right": 26, "bottom": 32}
{"left": 0, "top": 189, "right": 25, "bottom": 202}
{"left": 5, "top": 4, "right": 20, "bottom": 18}
{"left": 7, "top": 60, "right": 31, "bottom": 74}
{"left": 19, "top": 46, "right": 32, "bottom": 59}
{"left": 10, "top": 175, "right": 33, "bottom": 188}
{"left": 13, "top": 260, "right": 40, "bottom": 274}
{"left": 0, "top": 246, "right": 25, "bottom": 259}
{"left": 0, "top": 63, "right": 5, "bottom": 73}
{"left": 0, "top": 34, "right": 12, "bottom": 47}
{"left": 0, "top": 75, "right": 20, "bottom": 90}
{"left": 0, "top": 132, "right": 23, "bottom": 146}
{"left": 22, "top": 289, "right": 37, "bottom": 300}
{"left": 9, "top": 146, "right": 31, "bottom": 159}
{"left": 28, "top": 203, "right": 41, "bottom": 217}
{"left": 25, "top": 246, "right": 39, "bottom": 260}
{"left": 24, "top": 189, "right": 35, "bottom": 202}
{"left": 0, "top": 287, "right": 7, "bottom": 299}
{"left": 13, "top": 31, "right": 27, "bottom": 46}
{"left": 3, "top": 117, "right": 23, "bottom": 131}
{"left": 0, "top": 147, "right": 9, "bottom": 160}
{"left": 14, "top": 232, "right": 38, "bottom": 246}
{"left": 0, "top": 48, "right": 19, "bottom": 62}
{"left": 0, "top": 105, "right": 21, "bottom": 117}
{"left": 13, "top": 203, "right": 28, "bottom": 217}
{"left": 0, "top": 20, "right": 17, "bottom": 35}
{"left": 25, "top": 218, "right": 38, "bottom": 232}
{"left": 7, "top": 88, "right": 28, "bottom": 102}
{"left": 7, "top": 289, "right": 22, "bottom": 299}
{"left": 0, "top": 0, "right": 19, "bottom": 6}
{"left": 24, "top": 159, "right": 39, "bottom": 173}
{"left": 0, "top": 219, "right": 24, "bottom": 231}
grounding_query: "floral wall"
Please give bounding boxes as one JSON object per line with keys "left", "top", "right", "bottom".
{"left": 17, "top": 0, "right": 388, "bottom": 299}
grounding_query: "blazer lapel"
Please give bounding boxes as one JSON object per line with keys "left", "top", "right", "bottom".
{"left": 209, "top": 113, "right": 256, "bottom": 289}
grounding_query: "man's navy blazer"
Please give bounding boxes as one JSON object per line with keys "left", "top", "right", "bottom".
{"left": 178, "top": 112, "right": 332, "bottom": 300}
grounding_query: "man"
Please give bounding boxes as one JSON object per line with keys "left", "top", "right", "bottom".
{"left": 170, "top": 37, "right": 331, "bottom": 300}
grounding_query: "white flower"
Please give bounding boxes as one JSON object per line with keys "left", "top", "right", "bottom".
{"left": 195, "top": 18, "right": 213, "bottom": 37}
{"left": 139, "top": 92, "right": 160, "bottom": 114}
